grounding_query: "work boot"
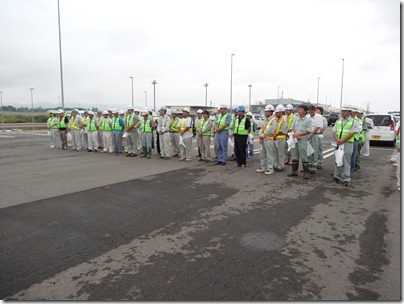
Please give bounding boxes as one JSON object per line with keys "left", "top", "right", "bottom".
{"left": 302, "top": 161, "right": 309, "bottom": 179}
{"left": 287, "top": 160, "right": 299, "bottom": 177}
{"left": 147, "top": 148, "right": 152, "bottom": 159}
{"left": 140, "top": 147, "right": 147, "bottom": 158}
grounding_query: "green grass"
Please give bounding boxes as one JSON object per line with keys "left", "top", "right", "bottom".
{"left": 0, "top": 114, "right": 49, "bottom": 123}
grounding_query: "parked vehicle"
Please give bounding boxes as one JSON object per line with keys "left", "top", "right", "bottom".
{"left": 253, "top": 115, "right": 265, "bottom": 129}
{"left": 366, "top": 114, "right": 396, "bottom": 146}
{"left": 327, "top": 112, "right": 340, "bottom": 126}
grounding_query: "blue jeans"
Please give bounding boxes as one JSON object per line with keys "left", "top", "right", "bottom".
{"left": 215, "top": 130, "right": 229, "bottom": 163}
{"left": 350, "top": 139, "right": 359, "bottom": 176}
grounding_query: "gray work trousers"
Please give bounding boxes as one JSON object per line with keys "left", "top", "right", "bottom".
{"left": 112, "top": 131, "right": 123, "bottom": 153}
{"left": 334, "top": 142, "right": 353, "bottom": 182}
{"left": 159, "top": 132, "right": 172, "bottom": 157}
{"left": 260, "top": 139, "right": 275, "bottom": 172}
{"left": 49, "top": 129, "right": 58, "bottom": 147}
{"left": 127, "top": 130, "right": 139, "bottom": 153}
{"left": 71, "top": 129, "right": 81, "bottom": 150}
{"left": 291, "top": 138, "right": 309, "bottom": 162}
{"left": 308, "top": 134, "right": 321, "bottom": 171}
{"left": 274, "top": 140, "right": 287, "bottom": 171}
{"left": 180, "top": 137, "right": 192, "bottom": 160}
{"left": 170, "top": 132, "right": 180, "bottom": 155}
{"left": 201, "top": 135, "right": 211, "bottom": 160}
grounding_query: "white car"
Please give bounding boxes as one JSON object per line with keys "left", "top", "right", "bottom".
{"left": 253, "top": 115, "right": 265, "bottom": 129}
{"left": 366, "top": 114, "right": 397, "bottom": 146}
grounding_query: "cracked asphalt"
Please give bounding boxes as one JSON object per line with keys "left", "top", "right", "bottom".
{"left": 0, "top": 130, "right": 400, "bottom": 300}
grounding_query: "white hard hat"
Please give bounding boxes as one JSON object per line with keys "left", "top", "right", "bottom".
{"left": 182, "top": 107, "right": 190, "bottom": 113}
{"left": 127, "top": 105, "right": 134, "bottom": 110}
{"left": 88, "top": 111, "right": 95, "bottom": 115}
{"left": 141, "top": 110, "right": 148, "bottom": 115}
{"left": 119, "top": 110, "right": 125, "bottom": 114}
{"left": 219, "top": 104, "right": 227, "bottom": 109}
{"left": 102, "top": 110, "right": 108, "bottom": 115}
{"left": 246, "top": 111, "right": 253, "bottom": 116}
{"left": 285, "top": 104, "right": 293, "bottom": 110}
{"left": 357, "top": 107, "right": 365, "bottom": 114}
{"left": 112, "top": 109, "right": 118, "bottom": 113}
{"left": 56, "top": 109, "right": 64, "bottom": 114}
{"left": 341, "top": 103, "right": 353, "bottom": 111}
{"left": 275, "top": 105, "right": 285, "bottom": 113}
{"left": 351, "top": 105, "right": 358, "bottom": 112}
{"left": 107, "top": 108, "right": 113, "bottom": 112}
{"left": 197, "top": 109, "right": 203, "bottom": 114}
{"left": 171, "top": 109, "right": 178, "bottom": 115}
{"left": 217, "top": 107, "right": 221, "bottom": 111}
{"left": 134, "top": 108, "right": 140, "bottom": 112}
{"left": 264, "top": 105, "right": 274, "bottom": 112}
{"left": 160, "top": 106, "right": 168, "bottom": 111}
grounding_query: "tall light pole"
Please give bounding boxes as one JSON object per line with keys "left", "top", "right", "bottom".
{"left": 248, "top": 84, "right": 252, "bottom": 111}
{"left": 129, "top": 76, "right": 134, "bottom": 107}
{"left": 151, "top": 80, "right": 157, "bottom": 112}
{"left": 29, "top": 88, "right": 34, "bottom": 131}
{"left": 58, "top": 96, "right": 61, "bottom": 108}
{"left": 316, "top": 77, "right": 320, "bottom": 104}
{"left": 230, "top": 54, "right": 235, "bottom": 109}
{"left": 144, "top": 91, "right": 147, "bottom": 107}
{"left": 339, "top": 59, "right": 345, "bottom": 110}
{"left": 57, "top": 0, "right": 65, "bottom": 109}
{"left": 204, "top": 83, "right": 209, "bottom": 106}
{"left": 0, "top": 91, "right": 3, "bottom": 130}
{"left": 277, "top": 86, "right": 280, "bottom": 104}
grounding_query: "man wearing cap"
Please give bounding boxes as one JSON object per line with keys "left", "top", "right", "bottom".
{"left": 125, "top": 106, "right": 139, "bottom": 157}
{"left": 57, "top": 110, "right": 69, "bottom": 150}
{"left": 70, "top": 109, "right": 82, "bottom": 151}
{"left": 111, "top": 110, "right": 125, "bottom": 155}
{"left": 257, "top": 105, "right": 276, "bottom": 174}
{"left": 47, "top": 110, "right": 58, "bottom": 148}
{"left": 307, "top": 105, "right": 323, "bottom": 174}
{"left": 179, "top": 108, "right": 193, "bottom": 161}
{"left": 332, "top": 104, "right": 360, "bottom": 186}
{"left": 195, "top": 109, "right": 203, "bottom": 159}
{"left": 86, "top": 111, "right": 99, "bottom": 152}
{"left": 96, "top": 110, "right": 104, "bottom": 150}
{"left": 273, "top": 105, "right": 288, "bottom": 172}
{"left": 284, "top": 104, "right": 296, "bottom": 165}
{"left": 287, "top": 105, "right": 313, "bottom": 179}
{"left": 215, "top": 105, "right": 232, "bottom": 165}
{"left": 140, "top": 111, "right": 155, "bottom": 158}
{"left": 157, "top": 106, "right": 172, "bottom": 159}
{"left": 233, "top": 105, "right": 251, "bottom": 167}
{"left": 101, "top": 110, "right": 113, "bottom": 153}
{"left": 198, "top": 110, "right": 213, "bottom": 162}
{"left": 169, "top": 109, "right": 180, "bottom": 157}
{"left": 81, "top": 110, "right": 89, "bottom": 150}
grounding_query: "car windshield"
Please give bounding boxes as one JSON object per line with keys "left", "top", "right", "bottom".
{"left": 367, "top": 115, "right": 392, "bottom": 127}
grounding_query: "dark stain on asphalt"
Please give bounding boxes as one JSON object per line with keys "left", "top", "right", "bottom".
{"left": 346, "top": 211, "right": 389, "bottom": 300}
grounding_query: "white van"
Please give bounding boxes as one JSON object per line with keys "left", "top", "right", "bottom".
{"left": 366, "top": 114, "right": 396, "bottom": 146}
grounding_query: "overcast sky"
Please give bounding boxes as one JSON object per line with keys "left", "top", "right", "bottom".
{"left": 0, "top": 0, "right": 400, "bottom": 113}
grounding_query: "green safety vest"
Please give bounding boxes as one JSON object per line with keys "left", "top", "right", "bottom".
{"left": 179, "top": 117, "right": 192, "bottom": 133}
{"left": 141, "top": 117, "right": 152, "bottom": 133}
{"left": 287, "top": 113, "right": 296, "bottom": 131}
{"left": 59, "top": 116, "right": 66, "bottom": 128}
{"left": 83, "top": 117, "right": 89, "bottom": 130}
{"left": 353, "top": 117, "right": 361, "bottom": 140}
{"left": 234, "top": 116, "right": 248, "bottom": 135}
{"left": 396, "top": 130, "right": 400, "bottom": 151}
{"left": 335, "top": 117, "right": 355, "bottom": 143}
{"left": 170, "top": 117, "right": 179, "bottom": 132}
{"left": 217, "top": 113, "right": 230, "bottom": 130}
{"left": 195, "top": 117, "right": 202, "bottom": 132}
{"left": 112, "top": 116, "right": 123, "bottom": 131}
{"left": 47, "top": 117, "right": 58, "bottom": 129}
{"left": 102, "top": 118, "right": 112, "bottom": 131}
{"left": 200, "top": 119, "right": 211, "bottom": 136}
{"left": 88, "top": 118, "right": 97, "bottom": 131}
{"left": 126, "top": 113, "right": 134, "bottom": 127}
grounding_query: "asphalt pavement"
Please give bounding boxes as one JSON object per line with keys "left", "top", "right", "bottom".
{"left": 0, "top": 129, "right": 400, "bottom": 300}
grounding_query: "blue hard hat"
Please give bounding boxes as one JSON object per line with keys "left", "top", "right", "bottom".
{"left": 237, "top": 105, "right": 246, "bottom": 112}
{"left": 233, "top": 109, "right": 238, "bottom": 114}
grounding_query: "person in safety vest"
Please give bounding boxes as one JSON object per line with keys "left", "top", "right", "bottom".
{"left": 349, "top": 106, "right": 362, "bottom": 176}
{"left": 246, "top": 112, "right": 256, "bottom": 159}
{"left": 86, "top": 111, "right": 99, "bottom": 152}
{"left": 307, "top": 105, "right": 324, "bottom": 174}
{"left": 47, "top": 110, "right": 58, "bottom": 148}
{"left": 111, "top": 109, "right": 125, "bottom": 155}
{"left": 81, "top": 110, "right": 89, "bottom": 150}
{"left": 198, "top": 110, "right": 213, "bottom": 162}
{"left": 157, "top": 106, "right": 172, "bottom": 160}
{"left": 272, "top": 105, "right": 288, "bottom": 172}
{"left": 233, "top": 105, "right": 251, "bottom": 168}
{"left": 256, "top": 105, "right": 278, "bottom": 175}
{"left": 332, "top": 104, "right": 361, "bottom": 186}
{"left": 140, "top": 110, "right": 155, "bottom": 158}
{"left": 125, "top": 105, "right": 139, "bottom": 157}
{"left": 215, "top": 105, "right": 232, "bottom": 165}
{"left": 354, "top": 107, "right": 367, "bottom": 171}
{"left": 284, "top": 104, "right": 296, "bottom": 165}
{"left": 212, "top": 107, "right": 221, "bottom": 159}
{"left": 315, "top": 106, "right": 327, "bottom": 169}
{"left": 287, "top": 105, "right": 313, "bottom": 179}
{"left": 70, "top": 109, "right": 82, "bottom": 151}
{"left": 195, "top": 109, "right": 203, "bottom": 158}
{"left": 229, "top": 108, "right": 238, "bottom": 161}
{"left": 179, "top": 108, "right": 193, "bottom": 161}
{"left": 57, "top": 109, "right": 69, "bottom": 150}
{"left": 169, "top": 109, "right": 180, "bottom": 157}
{"left": 100, "top": 110, "right": 113, "bottom": 153}
{"left": 96, "top": 110, "right": 104, "bottom": 150}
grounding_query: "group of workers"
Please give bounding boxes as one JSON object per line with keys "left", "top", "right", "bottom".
{"left": 47, "top": 102, "right": 380, "bottom": 187}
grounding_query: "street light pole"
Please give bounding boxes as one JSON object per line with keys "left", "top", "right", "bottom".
{"left": 339, "top": 59, "right": 345, "bottom": 110}
{"left": 277, "top": 85, "right": 280, "bottom": 104}
{"left": 0, "top": 91, "right": 3, "bottom": 130}
{"left": 248, "top": 84, "right": 252, "bottom": 111}
{"left": 144, "top": 91, "right": 147, "bottom": 108}
{"left": 29, "top": 88, "right": 34, "bottom": 131}
{"left": 230, "top": 54, "right": 235, "bottom": 109}
{"left": 129, "top": 76, "right": 134, "bottom": 107}
{"left": 57, "top": 0, "right": 65, "bottom": 109}
{"left": 316, "top": 77, "right": 320, "bottom": 104}
{"left": 151, "top": 80, "right": 157, "bottom": 112}
{"left": 204, "top": 83, "right": 209, "bottom": 106}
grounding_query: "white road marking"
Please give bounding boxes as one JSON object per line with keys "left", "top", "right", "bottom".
{"left": 0, "top": 135, "right": 15, "bottom": 138}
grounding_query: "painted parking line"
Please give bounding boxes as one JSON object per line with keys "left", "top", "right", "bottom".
{"left": 0, "top": 135, "right": 15, "bottom": 138}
